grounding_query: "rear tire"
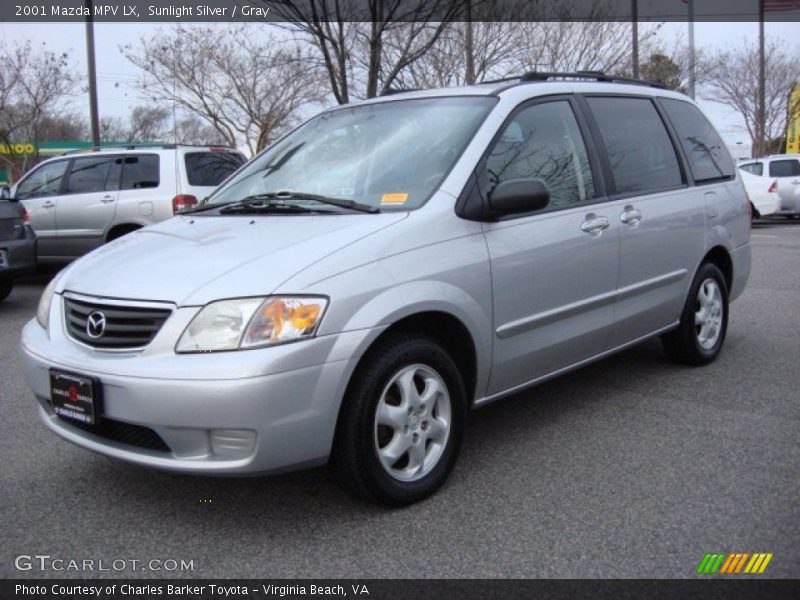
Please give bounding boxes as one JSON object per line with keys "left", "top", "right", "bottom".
{"left": 0, "top": 279, "right": 11, "bottom": 301}
{"left": 662, "top": 263, "right": 728, "bottom": 366}
{"left": 332, "top": 334, "right": 466, "bottom": 506}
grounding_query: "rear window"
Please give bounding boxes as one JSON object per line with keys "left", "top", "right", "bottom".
{"left": 768, "top": 159, "right": 800, "bottom": 177}
{"left": 184, "top": 152, "right": 245, "bottom": 186}
{"left": 660, "top": 98, "right": 735, "bottom": 182}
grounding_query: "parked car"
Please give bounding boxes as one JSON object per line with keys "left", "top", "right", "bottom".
{"left": 1, "top": 145, "right": 245, "bottom": 262}
{"left": 738, "top": 154, "right": 800, "bottom": 217}
{"left": 0, "top": 200, "right": 37, "bottom": 301}
{"left": 20, "top": 74, "right": 751, "bottom": 506}
{"left": 739, "top": 169, "right": 780, "bottom": 219}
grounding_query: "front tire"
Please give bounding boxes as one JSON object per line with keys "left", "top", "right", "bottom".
{"left": 662, "top": 263, "right": 728, "bottom": 366}
{"left": 332, "top": 334, "right": 466, "bottom": 506}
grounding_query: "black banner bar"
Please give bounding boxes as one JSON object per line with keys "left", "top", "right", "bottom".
{"left": 3, "top": 0, "right": 800, "bottom": 23}
{"left": 3, "top": 579, "right": 800, "bottom": 600}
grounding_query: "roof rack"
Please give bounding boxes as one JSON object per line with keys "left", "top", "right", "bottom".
{"left": 517, "top": 70, "right": 667, "bottom": 89}
{"left": 380, "top": 87, "right": 422, "bottom": 97}
{"left": 58, "top": 143, "right": 238, "bottom": 156}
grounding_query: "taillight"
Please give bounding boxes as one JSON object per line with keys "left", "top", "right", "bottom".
{"left": 20, "top": 207, "right": 30, "bottom": 223}
{"left": 768, "top": 179, "right": 778, "bottom": 193}
{"left": 172, "top": 194, "right": 197, "bottom": 214}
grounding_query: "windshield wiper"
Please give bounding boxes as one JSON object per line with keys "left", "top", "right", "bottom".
{"left": 218, "top": 195, "right": 324, "bottom": 215}
{"left": 256, "top": 191, "right": 380, "bottom": 214}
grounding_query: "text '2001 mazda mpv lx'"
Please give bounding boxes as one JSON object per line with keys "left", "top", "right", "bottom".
{"left": 20, "top": 73, "right": 750, "bottom": 505}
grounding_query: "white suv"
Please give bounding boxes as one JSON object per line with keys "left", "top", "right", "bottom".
{"left": 738, "top": 154, "right": 800, "bottom": 217}
{"left": 4, "top": 145, "right": 245, "bottom": 261}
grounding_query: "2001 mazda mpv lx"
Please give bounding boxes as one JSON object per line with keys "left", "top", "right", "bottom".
{"left": 21, "top": 73, "right": 750, "bottom": 505}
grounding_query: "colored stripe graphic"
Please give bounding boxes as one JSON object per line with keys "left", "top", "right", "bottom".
{"left": 700, "top": 552, "right": 774, "bottom": 575}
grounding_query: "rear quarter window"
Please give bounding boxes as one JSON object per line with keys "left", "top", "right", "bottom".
{"left": 660, "top": 98, "right": 735, "bottom": 182}
{"left": 121, "top": 154, "right": 160, "bottom": 190}
{"left": 184, "top": 152, "right": 245, "bottom": 186}
{"left": 739, "top": 162, "right": 763, "bottom": 176}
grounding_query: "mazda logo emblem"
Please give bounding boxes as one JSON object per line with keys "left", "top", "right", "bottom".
{"left": 86, "top": 311, "right": 107, "bottom": 339}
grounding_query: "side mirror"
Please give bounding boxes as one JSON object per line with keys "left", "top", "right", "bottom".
{"left": 0, "top": 185, "right": 10, "bottom": 201}
{"left": 488, "top": 178, "right": 550, "bottom": 217}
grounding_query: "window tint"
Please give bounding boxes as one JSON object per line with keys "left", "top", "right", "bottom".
{"left": 121, "top": 154, "right": 160, "bottom": 189}
{"left": 486, "top": 100, "right": 595, "bottom": 208}
{"left": 184, "top": 152, "right": 244, "bottom": 186}
{"left": 660, "top": 98, "right": 735, "bottom": 182}
{"left": 739, "top": 162, "right": 763, "bottom": 176}
{"left": 65, "top": 156, "right": 115, "bottom": 194}
{"left": 587, "top": 97, "right": 683, "bottom": 194}
{"left": 15, "top": 160, "right": 68, "bottom": 200}
{"left": 768, "top": 159, "right": 800, "bottom": 177}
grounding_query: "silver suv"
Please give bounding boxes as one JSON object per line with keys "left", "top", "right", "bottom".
{"left": 20, "top": 74, "right": 751, "bottom": 505}
{"left": 5, "top": 145, "right": 245, "bottom": 261}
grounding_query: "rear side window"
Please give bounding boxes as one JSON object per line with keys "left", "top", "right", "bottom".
{"left": 660, "top": 98, "right": 735, "bottom": 182}
{"left": 739, "top": 162, "right": 763, "bottom": 176}
{"left": 768, "top": 159, "right": 800, "bottom": 177}
{"left": 121, "top": 154, "right": 160, "bottom": 189}
{"left": 15, "top": 160, "right": 68, "bottom": 200}
{"left": 184, "top": 152, "right": 244, "bottom": 186}
{"left": 64, "top": 156, "right": 116, "bottom": 194}
{"left": 587, "top": 97, "right": 683, "bottom": 195}
{"left": 486, "top": 100, "right": 596, "bottom": 209}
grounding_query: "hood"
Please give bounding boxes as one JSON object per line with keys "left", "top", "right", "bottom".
{"left": 58, "top": 212, "right": 407, "bottom": 305}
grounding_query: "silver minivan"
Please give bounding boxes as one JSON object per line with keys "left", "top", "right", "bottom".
{"left": 20, "top": 75, "right": 751, "bottom": 505}
{"left": 5, "top": 145, "right": 245, "bottom": 262}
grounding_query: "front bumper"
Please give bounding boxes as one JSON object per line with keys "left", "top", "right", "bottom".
{"left": 20, "top": 299, "right": 383, "bottom": 475}
{"left": 0, "top": 225, "right": 36, "bottom": 279}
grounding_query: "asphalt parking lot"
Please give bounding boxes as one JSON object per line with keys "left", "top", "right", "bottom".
{"left": 1, "top": 219, "right": 799, "bottom": 580}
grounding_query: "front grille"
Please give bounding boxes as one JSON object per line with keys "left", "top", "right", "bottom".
{"left": 0, "top": 218, "right": 24, "bottom": 241}
{"left": 58, "top": 415, "right": 170, "bottom": 452}
{"left": 64, "top": 297, "right": 172, "bottom": 350}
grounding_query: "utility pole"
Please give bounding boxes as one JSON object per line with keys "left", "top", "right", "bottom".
{"left": 757, "top": 0, "right": 766, "bottom": 157}
{"left": 84, "top": 0, "right": 100, "bottom": 146}
{"left": 631, "top": 0, "right": 639, "bottom": 78}
{"left": 688, "top": 0, "right": 696, "bottom": 99}
{"left": 464, "top": 2, "right": 475, "bottom": 85}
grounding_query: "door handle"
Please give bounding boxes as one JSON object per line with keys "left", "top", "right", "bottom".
{"left": 42, "top": 200, "right": 55, "bottom": 208}
{"left": 580, "top": 214, "right": 610, "bottom": 235}
{"left": 101, "top": 195, "right": 115, "bottom": 204}
{"left": 791, "top": 179, "right": 800, "bottom": 185}
{"left": 620, "top": 206, "right": 642, "bottom": 225}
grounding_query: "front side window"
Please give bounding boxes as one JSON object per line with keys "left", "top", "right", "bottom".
{"left": 660, "top": 98, "right": 735, "bottom": 183}
{"left": 485, "top": 100, "right": 596, "bottom": 209}
{"left": 587, "top": 96, "right": 683, "bottom": 195}
{"left": 15, "top": 160, "right": 68, "bottom": 200}
{"left": 205, "top": 97, "right": 496, "bottom": 211}
{"left": 64, "top": 156, "right": 116, "bottom": 194}
{"left": 768, "top": 159, "right": 800, "bottom": 177}
{"left": 739, "top": 162, "right": 764, "bottom": 176}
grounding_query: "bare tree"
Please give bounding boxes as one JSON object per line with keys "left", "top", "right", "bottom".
{"left": 272, "top": 0, "right": 465, "bottom": 103}
{"left": 0, "top": 41, "right": 77, "bottom": 180}
{"left": 124, "top": 25, "right": 323, "bottom": 153}
{"left": 703, "top": 41, "right": 800, "bottom": 156}
{"left": 175, "top": 116, "right": 229, "bottom": 146}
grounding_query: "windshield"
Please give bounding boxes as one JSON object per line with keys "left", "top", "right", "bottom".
{"left": 204, "top": 96, "right": 496, "bottom": 211}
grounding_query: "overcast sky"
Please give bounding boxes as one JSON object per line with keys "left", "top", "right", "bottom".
{"left": 1, "top": 20, "right": 798, "bottom": 154}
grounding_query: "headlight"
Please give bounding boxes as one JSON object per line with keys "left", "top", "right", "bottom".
{"left": 175, "top": 296, "right": 328, "bottom": 353}
{"left": 36, "top": 275, "right": 60, "bottom": 331}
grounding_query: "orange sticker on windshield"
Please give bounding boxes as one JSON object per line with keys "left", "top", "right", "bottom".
{"left": 381, "top": 192, "right": 408, "bottom": 204}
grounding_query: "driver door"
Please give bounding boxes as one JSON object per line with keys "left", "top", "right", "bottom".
{"left": 481, "top": 97, "right": 620, "bottom": 395}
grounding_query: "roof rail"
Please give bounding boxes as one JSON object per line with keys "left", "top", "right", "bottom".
{"left": 380, "top": 87, "right": 422, "bottom": 97}
{"left": 517, "top": 70, "right": 667, "bottom": 89}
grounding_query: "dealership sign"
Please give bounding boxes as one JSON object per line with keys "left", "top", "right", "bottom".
{"left": 0, "top": 143, "right": 36, "bottom": 155}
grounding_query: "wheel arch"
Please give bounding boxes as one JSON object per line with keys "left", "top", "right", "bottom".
{"left": 105, "top": 223, "right": 143, "bottom": 243}
{"left": 701, "top": 245, "right": 733, "bottom": 292}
